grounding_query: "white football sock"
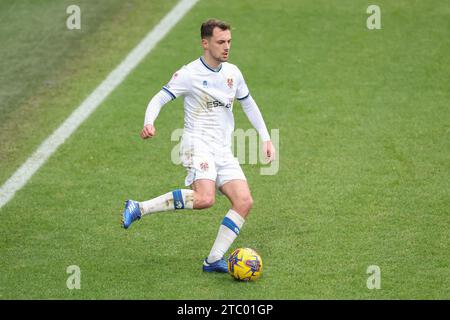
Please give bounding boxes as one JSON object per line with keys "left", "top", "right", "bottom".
{"left": 207, "top": 209, "right": 245, "bottom": 263}
{"left": 139, "top": 189, "right": 194, "bottom": 216}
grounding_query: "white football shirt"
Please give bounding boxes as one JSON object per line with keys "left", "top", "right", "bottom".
{"left": 163, "top": 57, "right": 250, "bottom": 148}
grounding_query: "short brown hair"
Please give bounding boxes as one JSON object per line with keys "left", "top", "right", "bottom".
{"left": 200, "top": 19, "right": 231, "bottom": 39}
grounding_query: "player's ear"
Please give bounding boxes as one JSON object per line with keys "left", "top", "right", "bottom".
{"left": 201, "top": 38, "right": 208, "bottom": 49}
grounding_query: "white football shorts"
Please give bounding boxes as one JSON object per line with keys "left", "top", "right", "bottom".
{"left": 179, "top": 134, "right": 246, "bottom": 188}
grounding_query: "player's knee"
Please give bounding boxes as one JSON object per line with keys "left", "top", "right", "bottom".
{"left": 195, "top": 194, "right": 215, "bottom": 209}
{"left": 237, "top": 195, "right": 253, "bottom": 213}
{"left": 203, "top": 196, "right": 215, "bottom": 208}
{"left": 245, "top": 195, "right": 254, "bottom": 211}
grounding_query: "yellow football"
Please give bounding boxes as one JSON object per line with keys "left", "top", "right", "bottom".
{"left": 228, "top": 247, "right": 263, "bottom": 281}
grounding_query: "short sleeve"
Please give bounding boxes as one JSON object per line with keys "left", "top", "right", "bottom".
{"left": 235, "top": 67, "right": 250, "bottom": 101}
{"left": 162, "top": 67, "right": 190, "bottom": 99}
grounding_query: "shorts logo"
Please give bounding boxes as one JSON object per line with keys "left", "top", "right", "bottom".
{"left": 172, "top": 72, "right": 178, "bottom": 79}
{"left": 227, "top": 78, "right": 233, "bottom": 88}
{"left": 200, "top": 162, "right": 209, "bottom": 171}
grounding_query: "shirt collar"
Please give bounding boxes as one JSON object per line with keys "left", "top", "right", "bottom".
{"left": 199, "top": 56, "right": 222, "bottom": 72}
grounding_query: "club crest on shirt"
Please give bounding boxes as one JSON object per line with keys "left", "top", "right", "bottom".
{"left": 227, "top": 78, "right": 234, "bottom": 88}
{"left": 203, "top": 80, "right": 208, "bottom": 88}
{"left": 200, "top": 162, "right": 209, "bottom": 171}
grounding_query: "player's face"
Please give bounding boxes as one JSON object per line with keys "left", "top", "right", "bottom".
{"left": 203, "top": 28, "right": 232, "bottom": 63}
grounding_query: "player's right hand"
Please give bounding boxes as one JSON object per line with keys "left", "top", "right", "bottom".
{"left": 141, "top": 124, "right": 156, "bottom": 139}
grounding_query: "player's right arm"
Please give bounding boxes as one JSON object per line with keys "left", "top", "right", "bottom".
{"left": 141, "top": 90, "right": 172, "bottom": 139}
{"left": 141, "top": 67, "right": 191, "bottom": 139}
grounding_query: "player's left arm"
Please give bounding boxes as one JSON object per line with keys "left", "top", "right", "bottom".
{"left": 239, "top": 95, "right": 275, "bottom": 163}
{"left": 236, "top": 67, "right": 275, "bottom": 162}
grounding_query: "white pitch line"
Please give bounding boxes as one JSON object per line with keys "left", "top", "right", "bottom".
{"left": 0, "top": 0, "right": 199, "bottom": 210}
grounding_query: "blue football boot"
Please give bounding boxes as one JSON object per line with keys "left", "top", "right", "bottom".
{"left": 121, "top": 200, "right": 141, "bottom": 229}
{"left": 202, "top": 257, "right": 228, "bottom": 273}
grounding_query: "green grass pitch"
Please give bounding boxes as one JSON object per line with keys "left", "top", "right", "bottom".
{"left": 0, "top": 0, "right": 448, "bottom": 299}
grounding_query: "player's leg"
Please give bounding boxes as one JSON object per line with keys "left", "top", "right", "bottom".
{"left": 140, "top": 178, "right": 215, "bottom": 211}
{"left": 121, "top": 154, "right": 218, "bottom": 230}
{"left": 191, "top": 179, "right": 216, "bottom": 209}
{"left": 121, "top": 187, "right": 195, "bottom": 229}
{"left": 122, "top": 134, "right": 217, "bottom": 229}
{"left": 204, "top": 179, "right": 252, "bottom": 267}
{"left": 121, "top": 180, "right": 217, "bottom": 229}
{"left": 218, "top": 179, "right": 253, "bottom": 219}
{"left": 138, "top": 178, "right": 215, "bottom": 212}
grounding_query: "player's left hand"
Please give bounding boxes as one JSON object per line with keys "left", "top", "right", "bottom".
{"left": 263, "top": 140, "right": 276, "bottom": 163}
